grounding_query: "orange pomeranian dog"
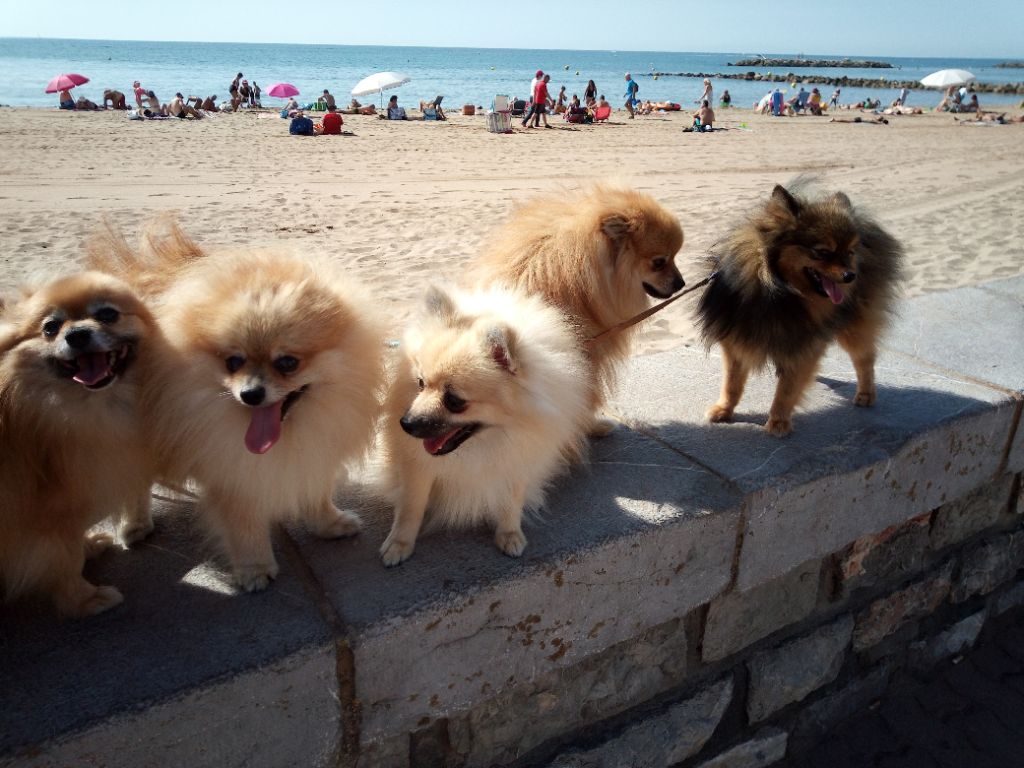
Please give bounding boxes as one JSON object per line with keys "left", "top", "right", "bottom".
{"left": 0, "top": 272, "right": 159, "bottom": 617}
{"left": 696, "top": 184, "right": 904, "bottom": 437}
{"left": 475, "top": 184, "right": 685, "bottom": 432}
{"left": 89, "top": 223, "right": 385, "bottom": 591}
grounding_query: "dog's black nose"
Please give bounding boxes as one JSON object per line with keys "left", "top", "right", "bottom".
{"left": 240, "top": 386, "right": 266, "bottom": 406}
{"left": 672, "top": 274, "right": 686, "bottom": 293}
{"left": 64, "top": 327, "right": 93, "bottom": 350}
{"left": 841, "top": 271, "right": 857, "bottom": 284}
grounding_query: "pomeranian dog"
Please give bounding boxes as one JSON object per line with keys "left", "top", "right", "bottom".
{"left": 89, "top": 223, "right": 385, "bottom": 591}
{"left": 0, "top": 272, "right": 159, "bottom": 617}
{"left": 476, "top": 185, "right": 685, "bottom": 431}
{"left": 696, "top": 183, "right": 903, "bottom": 437}
{"left": 379, "top": 286, "right": 591, "bottom": 566}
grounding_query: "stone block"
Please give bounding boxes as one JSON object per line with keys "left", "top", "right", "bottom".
{"left": 0, "top": 499, "right": 335, "bottom": 763}
{"left": 361, "top": 735, "right": 410, "bottom": 768}
{"left": 852, "top": 562, "right": 954, "bottom": 651}
{"left": 951, "top": 531, "right": 1024, "bottom": 602}
{"left": 838, "top": 513, "right": 931, "bottom": 594}
{"left": 547, "top": 677, "right": 733, "bottom": 768}
{"left": 885, "top": 282, "right": 1024, "bottom": 473}
{"left": 994, "top": 579, "right": 1024, "bottom": 616}
{"left": 703, "top": 559, "right": 821, "bottom": 663}
{"left": 694, "top": 728, "right": 788, "bottom": 768}
{"left": 10, "top": 646, "right": 339, "bottom": 768}
{"left": 449, "top": 617, "right": 688, "bottom": 765}
{"left": 291, "top": 428, "right": 741, "bottom": 743}
{"left": 788, "top": 662, "right": 893, "bottom": 755}
{"left": 609, "top": 344, "right": 1015, "bottom": 591}
{"left": 746, "top": 615, "right": 854, "bottom": 722}
{"left": 931, "top": 475, "right": 1016, "bottom": 551}
{"left": 908, "top": 611, "right": 986, "bottom": 670}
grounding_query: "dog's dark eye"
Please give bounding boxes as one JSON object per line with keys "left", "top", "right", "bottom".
{"left": 42, "top": 318, "right": 62, "bottom": 337}
{"left": 225, "top": 355, "right": 245, "bottom": 373}
{"left": 443, "top": 390, "right": 468, "bottom": 414}
{"left": 651, "top": 257, "right": 667, "bottom": 272}
{"left": 94, "top": 307, "right": 120, "bottom": 324}
{"left": 274, "top": 355, "right": 299, "bottom": 374}
{"left": 417, "top": 377, "right": 425, "bottom": 391}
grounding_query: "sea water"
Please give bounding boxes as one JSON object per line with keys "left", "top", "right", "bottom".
{"left": 0, "top": 37, "right": 1018, "bottom": 110}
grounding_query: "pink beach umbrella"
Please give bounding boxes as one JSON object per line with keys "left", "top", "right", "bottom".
{"left": 265, "top": 82, "right": 299, "bottom": 99}
{"left": 45, "top": 73, "right": 89, "bottom": 93}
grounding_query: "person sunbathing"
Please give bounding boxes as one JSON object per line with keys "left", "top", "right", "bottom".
{"left": 167, "top": 93, "right": 202, "bottom": 119}
{"left": 75, "top": 96, "right": 100, "bottom": 110}
{"left": 683, "top": 100, "right": 715, "bottom": 131}
{"left": 58, "top": 89, "right": 75, "bottom": 109}
{"left": 380, "top": 95, "right": 408, "bottom": 120}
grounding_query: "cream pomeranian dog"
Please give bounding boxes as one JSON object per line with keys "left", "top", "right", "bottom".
{"left": 1, "top": 272, "right": 159, "bottom": 616}
{"left": 89, "top": 223, "right": 385, "bottom": 591}
{"left": 378, "top": 286, "right": 591, "bottom": 566}
{"left": 475, "top": 185, "right": 685, "bottom": 431}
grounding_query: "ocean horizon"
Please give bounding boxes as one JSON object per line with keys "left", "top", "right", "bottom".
{"left": 1, "top": 37, "right": 1020, "bottom": 109}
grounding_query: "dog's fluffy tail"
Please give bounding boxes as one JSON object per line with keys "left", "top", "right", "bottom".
{"left": 87, "top": 217, "right": 205, "bottom": 297}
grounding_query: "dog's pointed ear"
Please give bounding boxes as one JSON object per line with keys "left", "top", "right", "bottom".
{"left": 600, "top": 212, "right": 639, "bottom": 244}
{"left": 423, "top": 286, "right": 458, "bottom": 324}
{"left": 484, "top": 324, "right": 518, "bottom": 375}
{"left": 830, "top": 191, "right": 853, "bottom": 211}
{"left": 770, "top": 185, "right": 801, "bottom": 216}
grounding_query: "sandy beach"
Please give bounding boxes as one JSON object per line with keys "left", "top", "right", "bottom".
{"left": 1, "top": 105, "right": 1021, "bottom": 351}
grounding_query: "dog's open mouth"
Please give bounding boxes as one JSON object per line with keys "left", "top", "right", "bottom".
{"left": 54, "top": 344, "right": 133, "bottom": 390}
{"left": 642, "top": 281, "right": 675, "bottom": 299}
{"left": 805, "top": 268, "right": 844, "bottom": 305}
{"left": 244, "top": 385, "right": 308, "bottom": 455}
{"left": 423, "top": 423, "right": 481, "bottom": 456}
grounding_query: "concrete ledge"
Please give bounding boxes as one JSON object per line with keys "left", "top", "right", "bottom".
{"left": 2, "top": 277, "right": 1022, "bottom": 766}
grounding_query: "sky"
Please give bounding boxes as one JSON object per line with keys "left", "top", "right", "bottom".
{"left": 2, "top": 0, "right": 1022, "bottom": 59}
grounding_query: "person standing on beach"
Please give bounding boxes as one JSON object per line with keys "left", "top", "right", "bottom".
{"left": 584, "top": 79, "right": 597, "bottom": 107}
{"left": 699, "top": 78, "right": 713, "bottom": 106}
{"left": 624, "top": 73, "right": 639, "bottom": 118}
{"left": 251, "top": 81, "right": 261, "bottom": 107}
{"left": 893, "top": 86, "right": 909, "bottom": 107}
{"left": 829, "top": 88, "right": 841, "bottom": 109}
{"left": 229, "top": 73, "right": 242, "bottom": 111}
{"left": 132, "top": 81, "right": 146, "bottom": 108}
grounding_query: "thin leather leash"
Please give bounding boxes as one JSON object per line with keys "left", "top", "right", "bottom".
{"left": 585, "top": 270, "right": 718, "bottom": 348}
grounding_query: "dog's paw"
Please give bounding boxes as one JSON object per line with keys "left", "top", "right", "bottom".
{"left": 588, "top": 418, "right": 616, "bottom": 438}
{"left": 380, "top": 535, "right": 415, "bottom": 567}
{"left": 765, "top": 416, "right": 793, "bottom": 437}
{"left": 495, "top": 529, "right": 527, "bottom": 558}
{"left": 853, "top": 389, "right": 877, "bottom": 407}
{"left": 233, "top": 562, "right": 279, "bottom": 592}
{"left": 84, "top": 532, "right": 116, "bottom": 559}
{"left": 119, "top": 517, "right": 155, "bottom": 546}
{"left": 76, "top": 585, "right": 124, "bottom": 617}
{"left": 312, "top": 507, "right": 363, "bottom": 539}
{"left": 707, "top": 403, "right": 734, "bottom": 423}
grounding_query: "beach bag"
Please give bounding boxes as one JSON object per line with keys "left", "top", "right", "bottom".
{"left": 127, "top": 109, "right": 144, "bottom": 121}
{"left": 486, "top": 111, "right": 512, "bottom": 133}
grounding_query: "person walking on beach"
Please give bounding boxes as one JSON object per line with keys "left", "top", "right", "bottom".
{"left": 530, "top": 74, "right": 552, "bottom": 128}
{"left": 624, "top": 73, "right": 639, "bottom": 118}
{"left": 522, "top": 69, "right": 543, "bottom": 127}
{"left": 251, "top": 81, "right": 261, "bottom": 107}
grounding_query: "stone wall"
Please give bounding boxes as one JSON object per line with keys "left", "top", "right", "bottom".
{"left": 1, "top": 276, "right": 1022, "bottom": 768}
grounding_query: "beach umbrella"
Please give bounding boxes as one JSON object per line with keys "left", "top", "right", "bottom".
{"left": 266, "top": 82, "right": 300, "bottom": 99}
{"left": 919, "top": 69, "right": 976, "bottom": 88}
{"left": 351, "top": 71, "right": 411, "bottom": 107}
{"left": 45, "top": 73, "right": 89, "bottom": 93}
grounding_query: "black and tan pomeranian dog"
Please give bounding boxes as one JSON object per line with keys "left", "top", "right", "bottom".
{"left": 696, "top": 183, "right": 903, "bottom": 437}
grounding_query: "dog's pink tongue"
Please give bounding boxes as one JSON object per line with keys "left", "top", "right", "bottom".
{"left": 423, "top": 429, "right": 458, "bottom": 456}
{"left": 821, "top": 276, "right": 844, "bottom": 305}
{"left": 73, "top": 352, "right": 111, "bottom": 386}
{"left": 245, "top": 400, "right": 284, "bottom": 455}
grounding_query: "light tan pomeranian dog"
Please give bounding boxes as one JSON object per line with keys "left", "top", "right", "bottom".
{"left": 475, "top": 184, "right": 685, "bottom": 432}
{"left": 0, "top": 272, "right": 159, "bottom": 617}
{"left": 378, "top": 285, "right": 591, "bottom": 566}
{"left": 89, "top": 223, "right": 385, "bottom": 591}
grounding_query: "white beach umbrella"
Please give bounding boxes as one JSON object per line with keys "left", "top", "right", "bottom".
{"left": 919, "top": 69, "right": 976, "bottom": 88}
{"left": 351, "top": 71, "right": 411, "bottom": 107}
